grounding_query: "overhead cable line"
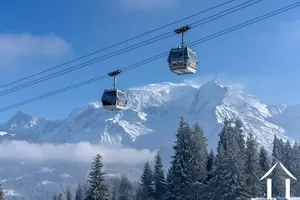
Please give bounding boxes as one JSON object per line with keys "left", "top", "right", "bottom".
{"left": 0, "top": 0, "right": 236, "bottom": 90}
{"left": 0, "top": 1, "right": 298, "bottom": 113}
{"left": 0, "top": 0, "right": 261, "bottom": 97}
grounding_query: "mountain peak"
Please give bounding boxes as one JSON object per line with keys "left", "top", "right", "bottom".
{"left": 201, "top": 79, "right": 228, "bottom": 89}
{"left": 6, "top": 110, "right": 39, "bottom": 132}
{"left": 11, "top": 111, "right": 32, "bottom": 120}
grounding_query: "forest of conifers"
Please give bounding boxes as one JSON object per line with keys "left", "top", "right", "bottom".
{"left": 1, "top": 117, "right": 297, "bottom": 200}
{"left": 53, "top": 117, "right": 300, "bottom": 199}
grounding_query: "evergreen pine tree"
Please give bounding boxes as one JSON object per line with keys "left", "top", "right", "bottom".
{"left": 283, "top": 140, "right": 294, "bottom": 173}
{"left": 153, "top": 154, "right": 166, "bottom": 200}
{"left": 165, "top": 117, "right": 198, "bottom": 200}
{"left": 140, "top": 161, "right": 154, "bottom": 199}
{"left": 66, "top": 187, "right": 72, "bottom": 200}
{"left": 84, "top": 154, "right": 109, "bottom": 200}
{"left": 208, "top": 120, "right": 249, "bottom": 199}
{"left": 258, "top": 146, "right": 270, "bottom": 197}
{"left": 75, "top": 183, "right": 84, "bottom": 200}
{"left": 110, "top": 177, "right": 120, "bottom": 200}
{"left": 259, "top": 146, "right": 270, "bottom": 173}
{"left": 135, "top": 186, "right": 144, "bottom": 200}
{"left": 191, "top": 123, "right": 208, "bottom": 182}
{"left": 0, "top": 184, "right": 4, "bottom": 200}
{"left": 53, "top": 194, "right": 58, "bottom": 200}
{"left": 206, "top": 149, "right": 215, "bottom": 183}
{"left": 271, "top": 136, "right": 285, "bottom": 197}
{"left": 245, "top": 133, "right": 263, "bottom": 197}
{"left": 216, "top": 119, "right": 231, "bottom": 155}
{"left": 58, "top": 193, "right": 65, "bottom": 200}
{"left": 234, "top": 119, "right": 246, "bottom": 158}
{"left": 190, "top": 123, "right": 208, "bottom": 200}
{"left": 118, "top": 175, "right": 133, "bottom": 200}
{"left": 293, "top": 143, "right": 300, "bottom": 196}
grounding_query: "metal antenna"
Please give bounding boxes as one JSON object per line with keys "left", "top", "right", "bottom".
{"left": 174, "top": 25, "right": 191, "bottom": 47}
{"left": 108, "top": 70, "right": 121, "bottom": 90}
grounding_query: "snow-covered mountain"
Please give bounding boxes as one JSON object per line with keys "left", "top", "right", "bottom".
{"left": 0, "top": 80, "right": 296, "bottom": 150}
{"left": 0, "top": 80, "right": 299, "bottom": 199}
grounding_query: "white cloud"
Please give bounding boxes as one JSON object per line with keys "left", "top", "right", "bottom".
{"left": 0, "top": 140, "right": 157, "bottom": 165}
{"left": 0, "top": 33, "right": 71, "bottom": 66}
{"left": 184, "top": 75, "right": 215, "bottom": 87}
{"left": 119, "top": 0, "right": 179, "bottom": 10}
{"left": 184, "top": 76, "right": 246, "bottom": 91}
{"left": 227, "top": 83, "right": 245, "bottom": 91}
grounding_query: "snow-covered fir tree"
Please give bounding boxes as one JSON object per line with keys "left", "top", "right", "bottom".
{"left": 283, "top": 140, "right": 294, "bottom": 173}
{"left": 259, "top": 146, "right": 270, "bottom": 174}
{"left": 234, "top": 119, "right": 246, "bottom": 159}
{"left": 84, "top": 154, "right": 109, "bottom": 200}
{"left": 190, "top": 123, "right": 208, "bottom": 200}
{"left": 139, "top": 161, "right": 155, "bottom": 200}
{"left": 53, "top": 194, "right": 58, "bottom": 200}
{"left": 118, "top": 175, "right": 134, "bottom": 200}
{"left": 292, "top": 143, "right": 300, "bottom": 196}
{"left": 258, "top": 146, "right": 270, "bottom": 197}
{"left": 206, "top": 149, "right": 215, "bottom": 183}
{"left": 153, "top": 154, "right": 166, "bottom": 200}
{"left": 66, "top": 187, "right": 72, "bottom": 200}
{"left": 165, "top": 117, "right": 202, "bottom": 200}
{"left": 245, "top": 132, "right": 263, "bottom": 197}
{"left": 208, "top": 120, "right": 249, "bottom": 199}
{"left": 75, "top": 183, "right": 84, "bottom": 200}
{"left": 58, "top": 193, "right": 65, "bottom": 200}
{"left": 110, "top": 179, "right": 118, "bottom": 200}
{"left": 271, "top": 136, "right": 285, "bottom": 197}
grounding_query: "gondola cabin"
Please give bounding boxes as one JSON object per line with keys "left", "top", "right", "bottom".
{"left": 101, "top": 89, "right": 127, "bottom": 111}
{"left": 168, "top": 46, "right": 198, "bottom": 75}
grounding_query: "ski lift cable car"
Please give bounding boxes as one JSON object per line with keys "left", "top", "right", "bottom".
{"left": 101, "top": 70, "right": 127, "bottom": 111}
{"left": 168, "top": 25, "right": 198, "bottom": 75}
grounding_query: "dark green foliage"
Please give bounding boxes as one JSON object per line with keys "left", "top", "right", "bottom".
{"left": 191, "top": 123, "right": 208, "bottom": 182}
{"left": 208, "top": 120, "right": 249, "bottom": 199}
{"left": 190, "top": 123, "right": 208, "bottom": 200}
{"left": 258, "top": 146, "right": 270, "bottom": 197}
{"left": 271, "top": 136, "right": 285, "bottom": 197}
{"left": 206, "top": 149, "right": 215, "bottom": 183}
{"left": 139, "top": 161, "right": 154, "bottom": 199}
{"left": 58, "top": 193, "right": 65, "bottom": 200}
{"left": 84, "top": 154, "right": 109, "bottom": 200}
{"left": 66, "top": 187, "right": 72, "bottom": 200}
{"left": 153, "top": 154, "right": 166, "bottom": 200}
{"left": 165, "top": 117, "right": 195, "bottom": 200}
{"left": 118, "top": 175, "right": 134, "bottom": 200}
{"left": 259, "top": 146, "right": 270, "bottom": 174}
{"left": 75, "top": 183, "right": 84, "bottom": 200}
{"left": 165, "top": 118, "right": 209, "bottom": 200}
{"left": 245, "top": 133, "right": 263, "bottom": 197}
{"left": 291, "top": 143, "right": 300, "bottom": 196}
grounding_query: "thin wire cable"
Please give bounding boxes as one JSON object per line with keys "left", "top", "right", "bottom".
{"left": 0, "top": 0, "right": 236, "bottom": 90}
{"left": 0, "top": 0, "right": 261, "bottom": 97}
{"left": 0, "top": 1, "right": 299, "bottom": 113}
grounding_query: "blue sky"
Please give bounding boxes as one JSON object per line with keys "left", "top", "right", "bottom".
{"left": 0, "top": 0, "right": 299, "bottom": 121}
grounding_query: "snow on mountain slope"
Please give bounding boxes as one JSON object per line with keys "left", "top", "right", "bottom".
{"left": 268, "top": 105, "right": 300, "bottom": 141}
{"left": 0, "top": 80, "right": 299, "bottom": 199}
{"left": 0, "top": 80, "right": 296, "bottom": 151}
